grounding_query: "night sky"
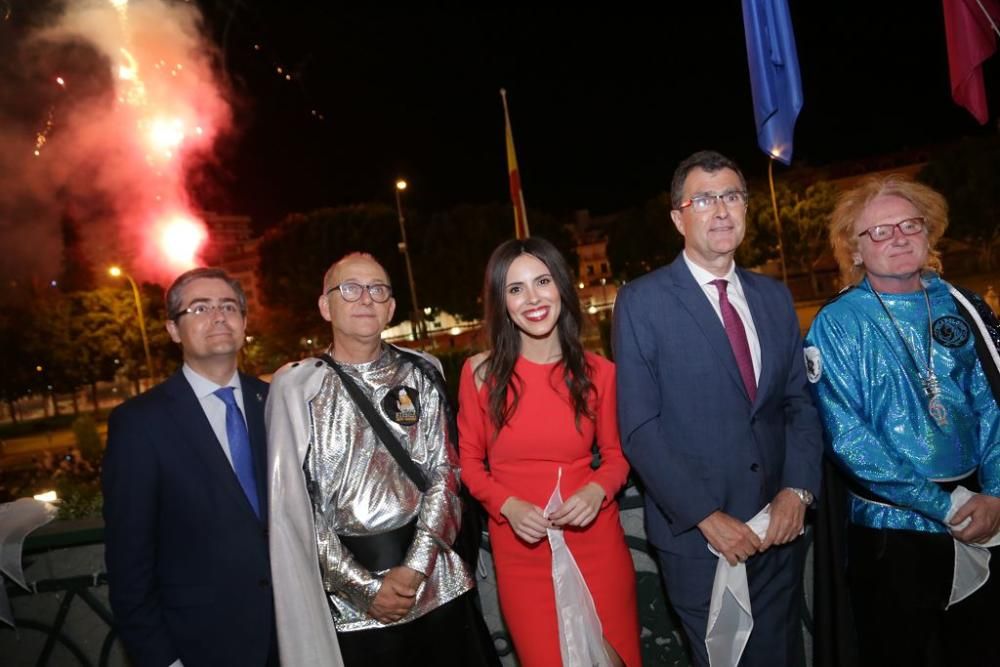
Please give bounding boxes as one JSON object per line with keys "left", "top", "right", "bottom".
{"left": 197, "top": 1, "right": 998, "bottom": 231}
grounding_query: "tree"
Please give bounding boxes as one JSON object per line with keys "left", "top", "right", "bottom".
{"left": 605, "top": 193, "right": 681, "bottom": 281}
{"left": 0, "top": 307, "right": 38, "bottom": 422}
{"left": 256, "top": 202, "right": 575, "bottom": 344}
{"left": 414, "top": 203, "right": 574, "bottom": 319}
{"left": 257, "top": 204, "right": 409, "bottom": 349}
{"left": 28, "top": 286, "right": 171, "bottom": 409}
{"left": 919, "top": 136, "right": 1000, "bottom": 270}
{"left": 744, "top": 180, "right": 838, "bottom": 295}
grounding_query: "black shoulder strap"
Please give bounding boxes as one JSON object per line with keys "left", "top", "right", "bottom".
{"left": 319, "top": 353, "right": 429, "bottom": 492}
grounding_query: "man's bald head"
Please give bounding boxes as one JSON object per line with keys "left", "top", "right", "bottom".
{"left": 321, "top": 252, "right": 391, "bottom": 293}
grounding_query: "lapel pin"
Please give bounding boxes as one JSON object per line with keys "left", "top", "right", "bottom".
{"left": 256, "top": 392, "right": 264, "bottom": 402}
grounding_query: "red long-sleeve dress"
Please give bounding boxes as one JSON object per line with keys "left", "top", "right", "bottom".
{"left": 458, "top": 352, "right": 640, "bottom": 667}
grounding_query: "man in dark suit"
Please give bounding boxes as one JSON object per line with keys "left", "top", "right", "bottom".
{"left": 613, "top": 150, "right": 823, "bottom": 666}
{"left": 102, "top": 267, "right": 276, "bottom": 667}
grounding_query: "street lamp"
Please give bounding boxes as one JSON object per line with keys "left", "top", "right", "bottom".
{"left": 394, "top": 179, "right": 426, "bottom": 341}
{"left": 109, "top": 266, "right": 155, "bottom": 389}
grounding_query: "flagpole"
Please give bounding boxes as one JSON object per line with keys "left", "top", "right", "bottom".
{"left": 500, "top": 88, "right": 530, "bottom": 239}
{"left": 768, "top": 157, "right": 789, "bottom": 285}
{"left": 974, "top": 0, "right": 1000, "bottom": 36}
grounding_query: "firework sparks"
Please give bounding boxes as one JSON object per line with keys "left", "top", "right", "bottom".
{"left": 157, "top": 214, "right": 207, "bottom": 269}
{"left": 19, "top": 0, "right": 232, "bottom": 278}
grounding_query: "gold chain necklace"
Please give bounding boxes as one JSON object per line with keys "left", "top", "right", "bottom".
{"left": 870, "top": 284, "right": 948, "bottom": 426}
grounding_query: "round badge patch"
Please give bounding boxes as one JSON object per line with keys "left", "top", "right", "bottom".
{"left": 932, "top": 315, "right": 970, "bottom": 348}
{"left": 382, "top": 385, "right": 421, "bottom": 426}
{"left": 804, "top": 346, "right": 822, "bottom": 384}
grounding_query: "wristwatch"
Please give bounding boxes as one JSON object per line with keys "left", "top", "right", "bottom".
{"left": 788, "top": 487, "right": 814, "bottom": 506}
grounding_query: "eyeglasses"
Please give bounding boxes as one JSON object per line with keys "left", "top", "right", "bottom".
{"left": 172, "top": 301, "right": 243, "bottom": 320}
{"left": 325, "top": 282, "right": 393, "bottom": 303}
{"left": 856, "top": 217, "right": 926, "bottom": 243}
{"left": 677, "top": 190, "right": 749, "bottom": 213}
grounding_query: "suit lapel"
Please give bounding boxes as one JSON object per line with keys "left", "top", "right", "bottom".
{"left": 240, "top": 373, "right": 269, "bottom": 520}
{"left": 163, "top": 371, "right": 262, "bottom": 522}
{"left": 739, "top": 269, "right": 776, "bottom": 413}
{"left": 667, "top": 258, "right": 751, "bottom": 403}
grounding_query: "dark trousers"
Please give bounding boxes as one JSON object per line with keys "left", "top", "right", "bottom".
{"left": 336, "top": 590, "right": 500, "bottom": 667}
{"left": 848, "top": 525, "right": 1000, "bottom": 667}
{"left": 658, "top": 539, "right": 806, "bottom": 667}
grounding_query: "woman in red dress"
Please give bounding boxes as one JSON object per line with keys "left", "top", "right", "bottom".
{"left": 458, "top": 237, "right": 640, "bottom": 667}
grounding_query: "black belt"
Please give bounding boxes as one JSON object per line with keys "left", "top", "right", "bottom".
{"left": 338, "top": 519, "right": 418, "bottom": 572}
{"left": 849, "top": 470, "right": 980, "bottom": 506}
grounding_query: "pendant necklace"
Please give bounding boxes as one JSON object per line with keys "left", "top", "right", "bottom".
{"left": 871, "top": 285, "right": 949, "bottom": 427}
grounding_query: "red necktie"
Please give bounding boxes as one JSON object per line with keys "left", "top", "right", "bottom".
{"left": 710, "top": 279, "right": 757, "bottom": 402}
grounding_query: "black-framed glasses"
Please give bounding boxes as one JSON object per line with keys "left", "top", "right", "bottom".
{"left": 325, "top": 282, "right": 393, "bottom": 303}
{"left": 677, "top": 190, "right": 749, "bottom": 213}
{"left": 856, "top": 217, "right": 926, "bottom": 243}
{"left": 172, "top": 301, "right": 244, "bottom": 320}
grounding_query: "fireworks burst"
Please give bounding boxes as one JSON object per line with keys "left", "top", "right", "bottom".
{"left": 24, "top": 0, "right": 231, "bottom": 278}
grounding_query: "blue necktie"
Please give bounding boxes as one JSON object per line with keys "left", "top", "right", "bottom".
{"left": 214, "top": 387, "right": 261, "bottom": 518}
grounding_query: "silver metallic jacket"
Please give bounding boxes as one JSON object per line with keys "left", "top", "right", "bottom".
{"left": 301, "top": 345, "right": 471, "bottom": 632}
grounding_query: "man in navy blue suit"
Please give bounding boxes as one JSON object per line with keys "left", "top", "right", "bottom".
{"left": 103, "top": 268, "right": 276, "bottom": 667}
{"left": 613, "top": 151, "right": 822, "bottom": 666}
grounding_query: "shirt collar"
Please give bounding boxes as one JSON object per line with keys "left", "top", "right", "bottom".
{"left": 182, "top": 363, "right": 241, "bottom": 400}
{"left": 682, "top": 251, "right": 739, "bottom": 289}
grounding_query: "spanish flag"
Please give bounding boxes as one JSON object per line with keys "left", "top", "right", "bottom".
{"left": 501, "top": 89, "right": 530, "bottom": 240}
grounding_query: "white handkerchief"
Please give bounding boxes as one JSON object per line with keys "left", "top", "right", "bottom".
{"left": 545, "top": 469, "right": 611, "bottom": 667}
{"left": 705, "top": 506, "right": 771, "bottom": 667}
{"left": 946, "top": 486, "right": 1000, "bottom": 608}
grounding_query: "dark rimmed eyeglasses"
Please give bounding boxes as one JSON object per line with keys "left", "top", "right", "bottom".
{"left": 325, "top": 282, "right": 393, "bottom": 303}
{"left": 856, "top": 217, "right": 926, "bottom": 243}
{"left": 171, "top": 301, "right": 244, "bottom": 320}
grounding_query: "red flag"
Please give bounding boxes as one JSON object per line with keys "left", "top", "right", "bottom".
{"left": 943, "top": 0, "right": 1000, "bottom": 124}
{"left": 500, "top": 89, "right": 530, "bottom": 240}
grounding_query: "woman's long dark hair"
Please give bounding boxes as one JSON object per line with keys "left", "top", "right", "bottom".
{"left": 479, "top": 237, "right": 595, "bottom": 432}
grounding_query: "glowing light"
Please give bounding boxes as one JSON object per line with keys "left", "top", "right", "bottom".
{"left": 55, "top": 77, "right": 65, "bottom": 86}
{"left": 158, "top": 216, "right": 206, "bottom": 268}
{"left": 588, "top": 305, "right": 598, "bottom": 314}
{"left": 109, "top": 0, "right": 129, "bottom": 7}
{"left": 34, "top": 491, "right": 58, "bottom": 503}
{"left": 108, "top": 266, "right": 123, "bottom": 277}
{"left": 147, "top": 117, "right": 185, "bottom": 152}
{"left": 396, "top": 180, "right": 407, "bottom": 191}
{"left": 449, "top": 327, "right": 462, "bottom": 336}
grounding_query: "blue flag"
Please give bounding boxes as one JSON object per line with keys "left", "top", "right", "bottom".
{"left": 742, "top": 0, "right": 803, "bottom": 165}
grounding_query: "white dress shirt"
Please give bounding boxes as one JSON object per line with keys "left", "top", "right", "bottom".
{"left": 181, "top": 364, "right": 246, "bottom": 467}
{"left": 682, "top": 252, "right": 762, "bottom": 383}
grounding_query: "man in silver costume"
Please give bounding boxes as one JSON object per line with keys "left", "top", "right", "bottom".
{"left": 807, "top": 175, "right": 1000, "bottom": 667}
{"left": 266, "top": 252, "right": 498, "bottom": 667}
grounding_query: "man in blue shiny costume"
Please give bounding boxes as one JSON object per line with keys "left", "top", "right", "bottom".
{"left": 806, "top": 175, "right": 1000, "bottom": 667}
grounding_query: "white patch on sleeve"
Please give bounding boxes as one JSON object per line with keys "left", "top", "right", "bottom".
{"left": 804, "top": 346, "right": 822, "bottom": 384}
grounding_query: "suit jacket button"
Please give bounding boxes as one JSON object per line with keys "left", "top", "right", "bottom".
{"left": 750, "top": 463, "right": 760, "bottom": 472}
